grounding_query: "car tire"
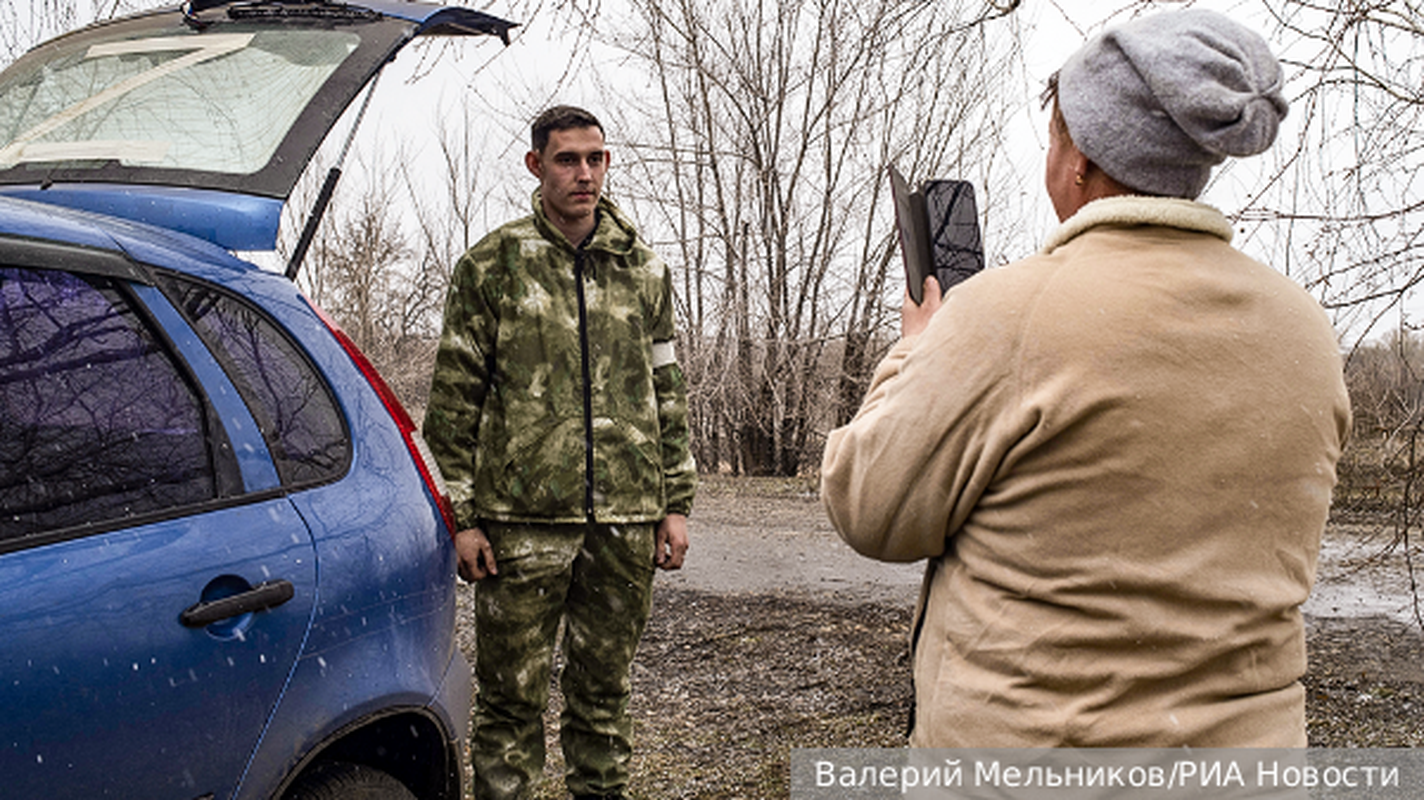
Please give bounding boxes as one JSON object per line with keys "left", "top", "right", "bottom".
{"left": 282, "top": 761, "right": 418, "bottom": 800}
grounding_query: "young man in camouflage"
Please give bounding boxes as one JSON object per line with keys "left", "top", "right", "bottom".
{"left": 422, "top": 105, "right": 696, "bottom": 800}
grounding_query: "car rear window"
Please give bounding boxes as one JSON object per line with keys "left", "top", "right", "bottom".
{"left": 0, "top": 267, "right": 216, "bottom": 543}
{"left": 0, "top": 28, "right": 360, "bottom": 176}
{"left": 162, "top": 275, "right": 349, "bottom": 487}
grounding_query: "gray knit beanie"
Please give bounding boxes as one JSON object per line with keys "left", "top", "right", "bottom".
{"left": 1057, "top": 9, "right": 1288, "bottom": 199}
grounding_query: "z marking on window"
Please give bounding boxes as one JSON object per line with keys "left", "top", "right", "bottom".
{"left": 0, "top": 34, "right": 253, "bottom": 165}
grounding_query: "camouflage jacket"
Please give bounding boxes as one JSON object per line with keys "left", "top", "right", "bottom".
{"left": 423, "top": 191, "right": 696, "bottom": 528}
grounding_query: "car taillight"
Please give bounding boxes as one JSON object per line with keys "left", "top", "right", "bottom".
{"left": 307, "top": 301, "right": 458, "bottom": 538}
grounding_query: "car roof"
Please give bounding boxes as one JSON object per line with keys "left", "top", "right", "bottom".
{"left": 0, "top": 1, "right": 514, "bottom": 251}
{"left": 0, "top": 192, "right": 256, "bottom": 282}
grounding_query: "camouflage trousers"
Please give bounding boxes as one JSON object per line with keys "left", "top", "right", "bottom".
{"left": 471, "top": 520, "right": 656, "bottom": 800}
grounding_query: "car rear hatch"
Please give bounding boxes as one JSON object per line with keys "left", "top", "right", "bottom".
{"left": 0, "top": 0, "right": 514, "bottom": 251}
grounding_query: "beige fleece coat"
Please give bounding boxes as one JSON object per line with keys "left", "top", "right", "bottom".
{"left": 822, "top": 196, "right": 1351, "bottom": 747}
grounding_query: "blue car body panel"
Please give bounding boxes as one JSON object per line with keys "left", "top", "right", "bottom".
{"left": 0, "top": 184, "right": 285, "bottom": 251}
{"left": 0, "top": 1, "right": 503, "bottom": 793}
{"left": 199, "top": 255, "right": 467, "bottom": 800}
{"left": 0, "top": 184, "right": 470, "bottom": 800}
{"left": 0, "top": 190, "right": 125, "bottom": 253}
{"left": 0, "top": 496, "right": 319, "bottom": 799}
{"left": 153, "top": 237, "right": 468, "bottom": 797}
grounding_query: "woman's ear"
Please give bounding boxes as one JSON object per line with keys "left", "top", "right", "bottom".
{"left": 1072, "top": 150, "right": 1093, "bottom": 186}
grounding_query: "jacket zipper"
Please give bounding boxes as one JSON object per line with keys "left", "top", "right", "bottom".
{"left": 574, "top": 248, "right": 596, "bottom": 523}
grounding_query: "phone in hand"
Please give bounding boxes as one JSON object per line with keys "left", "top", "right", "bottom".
{"left": 889, "top": 165, "right": 984, "bottom": 304}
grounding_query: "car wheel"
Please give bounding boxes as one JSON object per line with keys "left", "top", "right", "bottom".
{"left": 283, "top": 761, "right": 418, "bottom": 800}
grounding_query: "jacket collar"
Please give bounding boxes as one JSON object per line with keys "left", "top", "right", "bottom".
{"left": 531, "top": 190, "right": 639, "bottom": 255}
{"left": 1041, "top": 195, "right": 1235, "bottom": 255}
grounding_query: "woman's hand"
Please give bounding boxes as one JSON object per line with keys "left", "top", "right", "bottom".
{"left": 902, "top": 276, "right": 943, "bottom": 339}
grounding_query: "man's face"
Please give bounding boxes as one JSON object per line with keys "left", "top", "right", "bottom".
{"left": 526, "top": 126, "right": 609, "bottom": 228}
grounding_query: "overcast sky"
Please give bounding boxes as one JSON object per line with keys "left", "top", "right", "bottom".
{"left": 358, "top": 1, "right": 1275, "bottom": 212}
{"left": 360, "top": 0, "right": 1281, "bottom": 244}
{"left": 10, "top": 0, "right": 1361, "bottom": 323}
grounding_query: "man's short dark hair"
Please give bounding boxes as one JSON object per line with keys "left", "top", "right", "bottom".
{"left": 531, "top": 105, "right": 604, "bottom": 153}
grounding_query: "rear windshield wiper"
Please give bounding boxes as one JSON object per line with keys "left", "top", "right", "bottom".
{"left": 226, "top": 3, "right": 384, "bottom": 23}
{"left": 184, "top": 1, "right": 383, "bottom": 25}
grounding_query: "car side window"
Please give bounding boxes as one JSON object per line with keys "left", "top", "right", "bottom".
{"left": 0, "top": 267, "right": 216, "bottom": 544}
{"left": 161, "top": 275, "right": 350, "bottom": 487}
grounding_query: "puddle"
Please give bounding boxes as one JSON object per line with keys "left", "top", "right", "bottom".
{"left": 1305, "top": 525, "right": 1424, "bottom": 627}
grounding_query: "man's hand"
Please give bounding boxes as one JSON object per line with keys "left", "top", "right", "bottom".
{"left": 454, "top": 527, "right": 498, "bottom": 582}
{"left": 654, "top": 513, "right": 689, "bottom": 570}
{"left": 902, "top": 276, "right": 943, "bottom": 339}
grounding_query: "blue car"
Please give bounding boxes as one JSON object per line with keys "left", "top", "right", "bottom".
{"left": 0, "top": 3, "right": 513, "bottom": 798}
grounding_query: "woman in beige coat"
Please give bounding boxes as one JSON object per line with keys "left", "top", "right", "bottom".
{"left": 822, "top": 9, "right": 1351, "bottom": 747}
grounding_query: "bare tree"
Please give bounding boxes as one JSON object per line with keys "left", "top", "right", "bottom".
{"left": 2, "top": 1, "right": 155, "bottom": 62}
{"left": 1229, "top": 1, "right": 1424, "bottom": 341}
{"left": 388, "top": 96, "right": 517, "bottom": 419}
{"left": 1336, "top": 331, "right": 1424, "bottom": 628}
{"left": 291, "top": 149, "right": 445, "bottom": 414}
{"left": 1212, "top": 2, "right": 1424, "bottom": 628}
{"left": 599, "top": 0, "right": 1024, "bottom": 475}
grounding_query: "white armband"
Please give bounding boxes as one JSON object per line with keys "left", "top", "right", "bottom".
{"left": 651, "top": 340, "right": 677, "bottom": 369}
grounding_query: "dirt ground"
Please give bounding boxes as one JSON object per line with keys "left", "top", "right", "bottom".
{"left": 455, "top": 476, "right": 1424, "bottom": 800}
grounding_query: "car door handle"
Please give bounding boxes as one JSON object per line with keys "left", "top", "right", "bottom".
{"left": 180, "top": 579, "right": 295, "bottom": 628}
